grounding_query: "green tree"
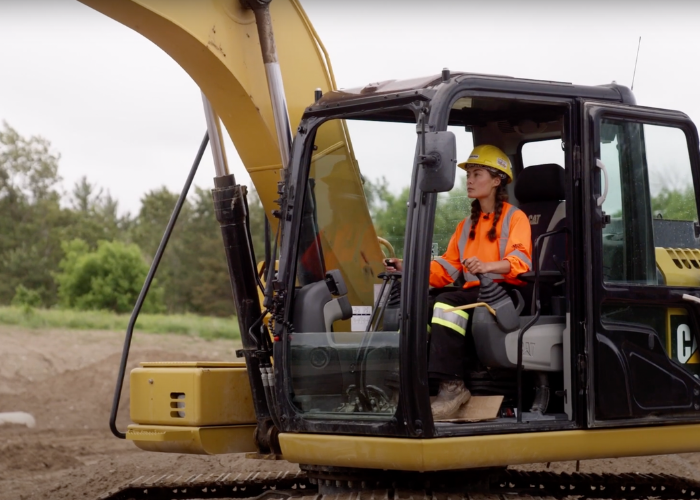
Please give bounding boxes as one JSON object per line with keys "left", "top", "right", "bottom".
{"left": 131, "top": 187, "right": 190, "bottom": 313}
{"left": 55, "top": 239, "right": 164, "bottom": 313}
{"left": 64, "top": 176, "right": 124, "bottom": 248}
{"left": 651, "top": 186, "right": 697, "bottom": 221}
{"left": 434, "top": 184, "right": 470, "bottom": 255}
{"left": 181, "top": 187, "right": 236, "bottom": 317}
{"left": 247, "top": 188, "right": 267, "bottom": 267}
{"left": 0, "top": 122, "right": 68, "bottom": 305}
{"left": 130, "top": 185, "right": 246, "bottom": 317}
{"left": 11, "top": 284, "right": 42, "bottom": 309}
{"left": 364, "top": 176, "right": 471, "bottom": 259}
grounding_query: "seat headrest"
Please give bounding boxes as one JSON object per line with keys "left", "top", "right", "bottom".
{"left": 514, "top": 163, "right": 565, "bottom": 203}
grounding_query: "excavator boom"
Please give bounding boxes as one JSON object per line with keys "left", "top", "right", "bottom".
{"left": 78, "top": 0, "right": 347, "bottom": 216}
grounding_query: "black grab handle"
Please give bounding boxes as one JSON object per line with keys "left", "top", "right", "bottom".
{"left": 109, "top": 132, "right": 209, "bottom": 439}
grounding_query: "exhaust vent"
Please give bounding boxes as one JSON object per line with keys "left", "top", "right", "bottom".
{"left": 665, "top": 248, "right": 700, "bottom": 270}
{"left": 170, "top": 392, "right": 185, "bottom": 418}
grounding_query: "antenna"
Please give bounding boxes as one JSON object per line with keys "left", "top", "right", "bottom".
{"left": 631, "top": 36, "right": 642, "bottom": 91}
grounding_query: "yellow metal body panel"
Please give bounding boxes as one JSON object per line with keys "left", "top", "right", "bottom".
{"left": 656, "top": 247, "right": 700, "bottom": 287}
{"left": 279, "top": 424, "right": 700, "bottom": 471}
{"left": 78, "top": 0, "right": 385, "bottom": 308}
{"left": 127, "top": 424, "right": 257, "bottom": 455}
{"left": 140, "top": 361, "right": 246, "bottom": 368}
{"left": 130, "top": 364, "right": 256, "bottom": 426}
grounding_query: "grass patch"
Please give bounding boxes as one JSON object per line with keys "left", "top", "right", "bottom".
{"left": 0, "top": 306, "right": 240, "bottom": 340}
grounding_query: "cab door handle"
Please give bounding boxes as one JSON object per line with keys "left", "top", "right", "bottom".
{"left": 682, "top": 293, "right": 700, "bottom": 306}
{"left": 595, "top": 159, "right": 609, "bottom": 207}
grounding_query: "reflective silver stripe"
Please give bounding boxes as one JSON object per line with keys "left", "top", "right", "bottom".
{"left": 457, "top": 218, "right": 470, "bottom": 258}
{"left": 435, "top": 257, "right": 461, "bottom": 280}
{"left": 464, "top": 272, "right": 477, "bottom": 282}
{"left": 432, "top": 302, "right": 469, "bottom": 335}
{"left": 498, "top": 205, "right": 519, "bottom": 259}
{"left": 506, "top": 249, "right": 532, "bottom": 268}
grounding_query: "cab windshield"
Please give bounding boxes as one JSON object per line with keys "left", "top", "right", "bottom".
{"left": 288, "top": 114, "right": 415, "bottom": 418}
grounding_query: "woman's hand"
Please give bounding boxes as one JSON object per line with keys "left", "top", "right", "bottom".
{"left": 384, "top": 258, "right": 403, "bottom": 272}
{"left": 463, "top": 257, "right": 511, "bottom": 276}
{"left": 463, "top": 256, "right": 491, "bottom": 275}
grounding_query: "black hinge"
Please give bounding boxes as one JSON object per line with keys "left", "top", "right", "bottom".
{"left": 577, "top": 353, "right": 587, "bottom": 388}
{"left": 573, "top": 144, "right": 581, "bottom": 181}
{"left": 601, "top": 212, "right": 611, "bottom": 227}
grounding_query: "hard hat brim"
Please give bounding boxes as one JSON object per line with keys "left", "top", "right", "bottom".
{"left": 458, "top": 162, "right": 512, "bottom": 183}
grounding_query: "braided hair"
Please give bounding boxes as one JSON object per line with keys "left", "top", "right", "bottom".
{"left": 468, "top": 169, "right": 510, "bottom": 242}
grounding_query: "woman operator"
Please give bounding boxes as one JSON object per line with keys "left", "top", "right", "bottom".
{"left": 385, "top": 145, "right": 532, "bottom": 420}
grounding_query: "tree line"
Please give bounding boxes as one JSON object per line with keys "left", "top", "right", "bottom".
{"left": 0, "top": 122, "right": 265, "bottom": 317}
{"left": 3, "top": 121, "right": 694, "bottom": 318}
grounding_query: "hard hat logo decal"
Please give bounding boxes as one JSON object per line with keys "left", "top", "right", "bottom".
{"left": 469, "top": 154, "right": 479, "bottom": 159}
{"left": 497, "top": 157, "right": 508, "bottom": 169}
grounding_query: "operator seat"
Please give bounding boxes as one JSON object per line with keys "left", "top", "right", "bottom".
{"left": 514, "top": 163, "right": 566, "bottom": 274}
{"left": 470, "top": 164, "right": 567, "bottom": 400}
{"left": 514, "top": 163, "right": 566, "bottom": 315}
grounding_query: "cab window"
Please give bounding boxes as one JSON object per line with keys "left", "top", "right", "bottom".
{"left": 521, "top": 139, "right": 565, "bottom": 168}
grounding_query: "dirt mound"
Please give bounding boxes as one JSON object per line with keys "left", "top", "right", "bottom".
{"left": 0, "top": 348, "right": 205, "bottom": 431}
{"left": 0, "top": 441, "right": 82, "bottom": 476}
{"left": 0, "top": 326, "right": 248, "bottom": 500}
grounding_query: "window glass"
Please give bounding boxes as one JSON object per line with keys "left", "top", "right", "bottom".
{"left": 432, "top": 127, "right": 473, "bottom": 259}
{"left": 522, "top": 139, "right": 565, "bottom": 168}
{"left": 290, "top": 117, "right": 413, "bottom": 418}
{"left": 599, "top": 120, "right": 698, "bottom": 285}
{"left": 602, "top": 304, "right": 700, "bottom": 378}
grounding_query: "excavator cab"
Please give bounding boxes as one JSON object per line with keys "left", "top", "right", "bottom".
{"left": 269, "top": 72, "right": 700, "bottom": 455}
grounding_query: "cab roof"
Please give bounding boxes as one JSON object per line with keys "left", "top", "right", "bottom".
{"left": 306, "top": 71, "right": 635, "bottom": 116}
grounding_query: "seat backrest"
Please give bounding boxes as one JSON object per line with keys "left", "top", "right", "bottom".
{"left": 514, "top": 163, "right": 566, "bottom": 272}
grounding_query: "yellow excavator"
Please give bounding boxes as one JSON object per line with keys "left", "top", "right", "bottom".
{"left": 81, "top": 1, "right": 700, "bottom": 498}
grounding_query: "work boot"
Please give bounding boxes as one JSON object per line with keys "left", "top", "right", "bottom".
{"left": 431, "top": 379, "right": 471, "bottom": 420}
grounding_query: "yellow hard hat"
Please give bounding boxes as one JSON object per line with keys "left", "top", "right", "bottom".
{"left": 457, "top": 144, "right": 513, "bottom": 183}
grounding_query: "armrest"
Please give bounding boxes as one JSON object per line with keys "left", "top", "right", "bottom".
{"left": 517, "top": 270, "right": 563, "bottom": 284}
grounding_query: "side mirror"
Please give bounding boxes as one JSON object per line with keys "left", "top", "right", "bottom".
{"left": 417, "top": 131, "right": 457, "bottom": 193}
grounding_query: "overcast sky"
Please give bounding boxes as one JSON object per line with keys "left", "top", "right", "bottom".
{"left": 2, "top": 1, "right": 700, "bottom": 216}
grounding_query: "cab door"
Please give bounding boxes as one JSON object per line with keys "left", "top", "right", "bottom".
{"left": 584, "top": 102, "right": 700, "bottom": 427}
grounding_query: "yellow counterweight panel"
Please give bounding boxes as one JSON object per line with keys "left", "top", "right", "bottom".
{"left": 79, "top": 0, "right": 385, "bottom": 307}
{"left": 656, "top": 247, "right": 700, "bottom": 287}
{"left": 127, "top": 424, "right": 257, "bottom": 455}
{"left": 130, "top": 362, "right": 256, "bottom": 426}
{"left": 279, "top": 424, "right": 700, "bottom": 471}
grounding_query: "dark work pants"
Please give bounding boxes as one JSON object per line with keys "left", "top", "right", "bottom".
{"left": 427, "top": 285, "right": 518, "bottom": 381}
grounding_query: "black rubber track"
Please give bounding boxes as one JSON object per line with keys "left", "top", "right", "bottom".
{"left": 99, "top": 469, "right": 700, "bottom": 500}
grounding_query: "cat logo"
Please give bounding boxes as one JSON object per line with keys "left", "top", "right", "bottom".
{"left": 677, "top": 323, "right": 699, "bottom": 364}
{"left": 528, "top": 214, "right": 541, "bottom": 225}
{"left": 523, "top": 341, "right": 535, "bottom": 357}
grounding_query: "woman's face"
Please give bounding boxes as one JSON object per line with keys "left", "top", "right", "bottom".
{"left": 466, "top": 166, "right": 501, "bottom": 200}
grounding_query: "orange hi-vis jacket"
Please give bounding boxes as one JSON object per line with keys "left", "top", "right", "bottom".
{"left": 430, "top": 202, "right": 532, "bottom": 289}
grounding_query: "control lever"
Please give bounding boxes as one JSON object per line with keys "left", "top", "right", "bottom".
{"left": 475, "top": 273, "right": 523, "bottom": 331}
{"left": 443, "top": 273, "right": 523, "bottom": 332}
{"left": 352, "top": 270, "right": 402, "bottom": 412}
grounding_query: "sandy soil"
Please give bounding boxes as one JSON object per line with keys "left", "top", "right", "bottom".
{"left": 0, "top": 325, "right": 298, "bottom": 500}
{"left": 2, "top": 324, "right": 700, "bottom": 500}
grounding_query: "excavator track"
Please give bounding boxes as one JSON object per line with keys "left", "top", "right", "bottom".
{"left": 99, "top": 469, "right": 700, "bottom": 500}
